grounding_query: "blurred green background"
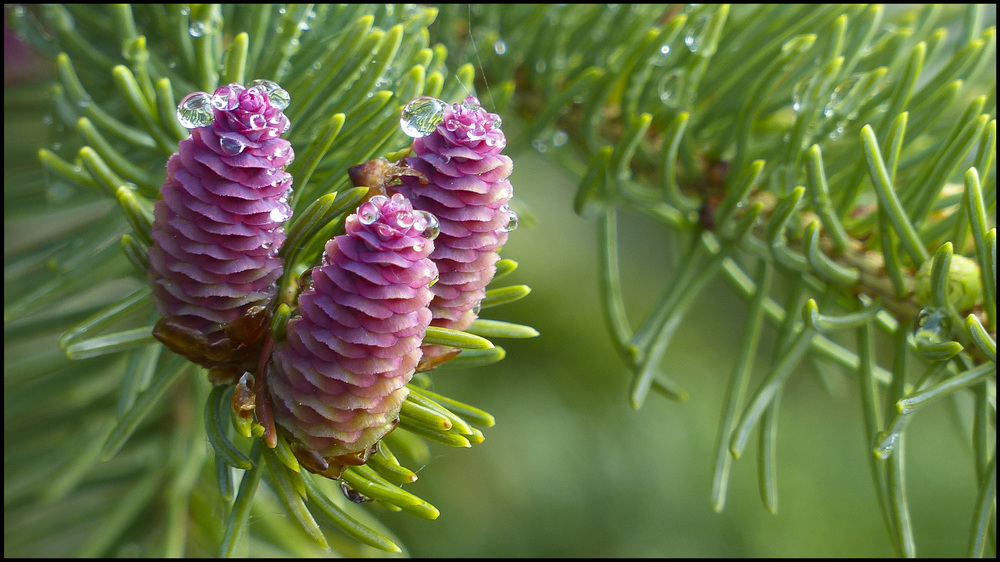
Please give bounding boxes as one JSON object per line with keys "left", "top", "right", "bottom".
{"left": 3, "top": 5, "right": 989, "bottom": 558}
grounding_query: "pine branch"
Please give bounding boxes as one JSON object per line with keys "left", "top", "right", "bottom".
{"left": 439, "top": 3, "right": 996, "bottom": 556}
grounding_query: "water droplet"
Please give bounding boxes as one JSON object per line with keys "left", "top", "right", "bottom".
{"left": 914, "top": 307, "right": 951, "bottom": 343}
{"left": 685, "top": 16, "right": 707, "bottom": 53}
{"left": 395, "top": 210, "right": 414, "bottom": 229}
{"left": 791, "top": 80, "right": 808, "bottom": 112}
{"left": 312, "top": 61, "right": 322, "bottom": 71}
{"left": 220, "top": 136, "right": 246, "bottom": 155}
{"left": 358, "top": 199, "right": 382, "bottom": 225}
{"left": 51, "top": 142, "right": 62, "bottom": 151}
{"left": 248, "top": 79, "right": 290, "bottom": 111}
{"left": 414, "top": 210, "right": 439, "bottom": 240}
{"left": 532, "top": 138, "right": 548, "bottom": 153}
{"left": 651, "top": 43, "right": 672, "bottom": 67}
{"left": 41, "top": 115, "right": 54, "bottom": 125}
{"left": 828, "top": 123, "right": 846, "bottom": 140}
{"left": 824, "top": 76, "right": 860, "bottom": 118}
{"left": 873, "top": 430, "right": 898, "bottom": 460}
{"left": 77, "top": 95, "right": 92, "bottom": 108}
{"left": 249, "top": 114, "right": 267, "bottom": 129}
{"left": 212, "top": 83, "right": 244, "bottom": 111}
{"left": 277, "top": 6, "right": 286, "bottom": 15}
{"left": 400, "top": 96, "right": 447, "bottom": 138}
{"left": 535, "top": 60, "right": 547, "bottom": 73}
{"left": 493, "top": 39, "right": 507, "bottom": 55}
{"left": 177, "top": 92, "right": 215, "bottom": 128}
{"left": 658, "top": 71, "right": 682, "bottom": 106}
{"left": 269, "top": 204, "right": 290, "bottom": 223}
{"left": 499, "top": 205, "right": 519, "bottom": 232}
{"left": 189, "top": 21, "right": 205, "bottom": 37}
{"left": 461, "top": 96, "right": 482, "bottom": 112}
{"left": 552, "top": 130, "right": 569, "bottom": 147}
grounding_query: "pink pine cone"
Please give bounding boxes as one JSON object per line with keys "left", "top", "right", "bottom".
{"left": 147, "top": 82, "right": 293, "bottom": 345}
{"left": 269, "top": 193, "right": 438, "bottom": 465}
{"left": 396, "top": 96, "right": 515, "bottom": 332}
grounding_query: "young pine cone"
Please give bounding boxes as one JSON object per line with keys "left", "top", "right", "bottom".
{"left": 268, "top": 193, "right": 439, "bottom": 477}
{"left": 147, "top": 80, "right": 293, "bottom": 382}
{"left": 396, "top": 96, "right": 517, "bottom": 333}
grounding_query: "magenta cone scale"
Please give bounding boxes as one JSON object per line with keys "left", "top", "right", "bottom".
{"left": 396, "top": 96, "right": 516, "bottom": 332}
{"left": 269, "top": 193, "right": 439, "bottom": 464}
{"left": 147, "top": 81, "right": 294, "bottom": 359}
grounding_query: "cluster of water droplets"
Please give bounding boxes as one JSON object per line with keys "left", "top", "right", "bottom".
{"left": 498, "top": 204, "right": 519, "bottom": 233}
{"left": 449, "top": 97, "right": 502, "bottom": 143}
{"left": 373, "top": 66, "right": 400, "bottom": 92}
{"left": 299, "top": 9, "right": 317, "bottom": 30}
{"left": 358, "top": 194, "right": 441, "bottom": 242}
{"left": 188, "top": 19, "right": 215, "bottom": 38}
{"left": 790, "top": 71, "right": 882, "bottom": 141}
{"left": 824, "top": 74, "right": 881, "bottom": 140}
{"left": 270, "top": 144, "right": 292, "bottom": 162}
{"left": 176, "top": 79, "right": 291, "bottom": 130}
{"left": 255, "top": 79, "right": 291, "bottom": 109}
{"left": 532, "top": 128, "right": 570, "bottom": 154}
{"left": 270, "top": 189, "right": 293, "bottom": 224}
{"left": 684, "top": 15, "right": 708, "bottom": 53}
{"left": 399, "top": 96, "right": 503, "bottom": 147}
